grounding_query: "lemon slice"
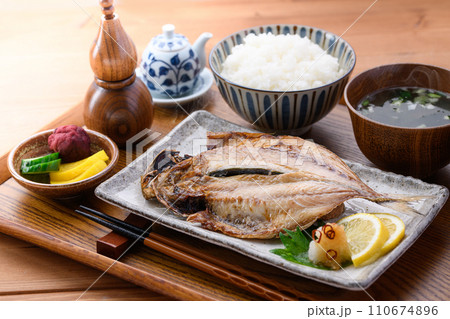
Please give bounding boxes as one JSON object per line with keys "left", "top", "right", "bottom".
{"left": 337, "top": 213, "right": 389, "bottom": 267}
{"left": 373, "top": 213, "right": 405, "bottom": 255}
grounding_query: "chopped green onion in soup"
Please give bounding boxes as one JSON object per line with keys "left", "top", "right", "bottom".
{"left": 357, "top": 87, "right": 450, "bottom": 128}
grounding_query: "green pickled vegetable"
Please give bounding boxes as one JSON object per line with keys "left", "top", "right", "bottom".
{"left": 21, "top": 159, "right": 61, "bottom": 174}
{"left": 21, "top": 173, "right": 50, "bottom": 184}
{"left": 21, "top": 152, "right": 59, "bottom": 169}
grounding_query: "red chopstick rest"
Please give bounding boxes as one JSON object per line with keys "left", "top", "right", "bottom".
{"left": 96, "top": 213, "right": 152, "bottom": 259}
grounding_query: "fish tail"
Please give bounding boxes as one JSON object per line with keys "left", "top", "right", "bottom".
{"left": 371, "top": 194, "right": 433, "bottom": 215}
{"left": 376, "top": 200, "right": 420, "bottom": 215}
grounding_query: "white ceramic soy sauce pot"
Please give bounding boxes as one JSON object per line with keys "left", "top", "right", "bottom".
{"left": 140, "top": 24, "right": 212, "bottom": 97}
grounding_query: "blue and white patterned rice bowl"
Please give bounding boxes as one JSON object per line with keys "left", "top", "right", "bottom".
{"left": 209, "top": 24, "right": 356, "bottom": 133}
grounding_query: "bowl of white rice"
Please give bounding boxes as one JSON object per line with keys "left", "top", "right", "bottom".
{"left": 209, "top": 24, "right": 356, "bottom": 133}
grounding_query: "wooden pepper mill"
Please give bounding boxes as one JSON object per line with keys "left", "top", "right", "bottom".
{"left": 84, "top": 0, "right": 154, "bottom": 147}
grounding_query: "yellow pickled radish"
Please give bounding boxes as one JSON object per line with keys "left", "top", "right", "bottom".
{"left": 373, "top": 213, "right": 405, "bottom": 255}
{"left": 337, "top": 213, "right": 389, "bottom": 267}
{"left": 57, "top": 150, "right": 108, "bottom": 172}
{"left": 51, "top": 160, "right": 107, "bottom": 184}
{"left": 50, "top": 150, "right": 109, "bottom": 181}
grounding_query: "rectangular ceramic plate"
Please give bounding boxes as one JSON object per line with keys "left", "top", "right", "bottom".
{"left": 95, "top": 110, "right": 449, "bottom": 290}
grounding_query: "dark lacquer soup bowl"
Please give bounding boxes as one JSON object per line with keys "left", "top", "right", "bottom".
{"left": 344, "top": 63, "right": 450, "bottom": 178}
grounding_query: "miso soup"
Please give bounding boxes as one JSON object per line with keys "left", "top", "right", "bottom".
{"left": 357, "top": 87, "right": 450, "bottom": 128}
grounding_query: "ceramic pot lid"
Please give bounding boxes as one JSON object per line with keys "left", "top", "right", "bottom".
{"left": 150, "top": 24, "right": 189, "bottom": 52}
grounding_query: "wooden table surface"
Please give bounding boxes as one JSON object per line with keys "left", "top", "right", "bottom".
{"left": 0, "top": 0, "right": 449, "bottom": 301}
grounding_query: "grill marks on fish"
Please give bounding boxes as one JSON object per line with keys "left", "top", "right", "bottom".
{"left": 208, "top": 168, "right": 282, "bottom": 177}
{"left": 141, "top": 132, "right": 412, "bottom": 239}
{"left": 193, "top": 175, "right": 363, "bottom": 238}
{"left": 209, "top": 133, "right": 377, "bottom": 197}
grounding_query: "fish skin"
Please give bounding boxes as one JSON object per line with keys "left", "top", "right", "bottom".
{"left": 189, "top": 175, "right": 364, "bottom": 238}
{"left": 142, "top": 132, "right": 394, "bottom": 239}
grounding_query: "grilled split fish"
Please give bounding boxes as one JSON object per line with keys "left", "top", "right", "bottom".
{"left": 141, "top": 132, "right": 413, "bottom": 239}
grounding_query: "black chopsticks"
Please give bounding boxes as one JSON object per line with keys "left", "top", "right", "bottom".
{"left": 75, "top": 205, "right": 303, "bottom": 301}
{"left": 77, "top": 205, "right": 151, "bottom": 240}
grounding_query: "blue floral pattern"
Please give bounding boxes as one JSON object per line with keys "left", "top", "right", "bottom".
{"left": 151, "top": 33, "right": 187, "bottom": 52}
{"left": 141, "top": 49, "right": 200, "bottom": 97}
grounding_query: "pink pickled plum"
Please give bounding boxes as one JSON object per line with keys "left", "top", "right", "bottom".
{"left": 48, "top": 125, "right": 91, "bottom": 162}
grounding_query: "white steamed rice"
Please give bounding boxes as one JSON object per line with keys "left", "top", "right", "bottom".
{"left": 221, "top": 33, "right": 344, "bottom": 91}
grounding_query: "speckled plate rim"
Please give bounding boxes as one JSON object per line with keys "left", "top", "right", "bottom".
{"left": 95, "top": 110, "right": 449, "bottom": 290}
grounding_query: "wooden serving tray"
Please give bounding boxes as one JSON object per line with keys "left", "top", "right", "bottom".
{"left": 0, "top": 101, "right": 448, "bottom": 300}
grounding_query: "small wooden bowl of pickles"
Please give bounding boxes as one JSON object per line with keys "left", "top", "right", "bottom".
{"left": 344, "top": 63, "right": 450, "bottom": 178}
{"left": 7, "top": 128, "right": 119, "bottom": 199}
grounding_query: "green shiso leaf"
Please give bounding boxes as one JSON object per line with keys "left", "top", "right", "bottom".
{"left": 279, "top": 227, "right": 309, "bottom": 254}
{"left": 270, "top": 223, "right": 330, "bottom": 270}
